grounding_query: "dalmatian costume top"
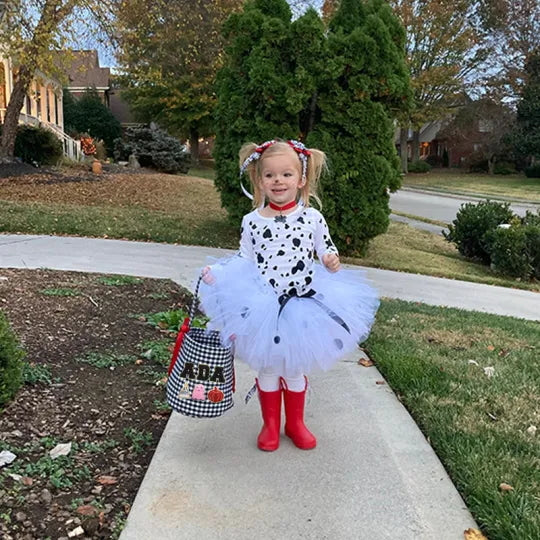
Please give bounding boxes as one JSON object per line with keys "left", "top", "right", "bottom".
{"left": 239, "top": 206, "right": 339, "bottom": 297}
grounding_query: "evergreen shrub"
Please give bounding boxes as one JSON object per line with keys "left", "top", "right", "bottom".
{"left": 114, "top": 126, "right": 190, "bottom": 174}
{"left": 63, "top": 89, "right": 122, "bottom": 155}
{"left": 0, "top": 311, "right": 25, "bottom": 408}
{"left": 493, "top": 161, "right": 516, "bottom": 175}
{"left": 488, "top": 224, "right": 540, "bottom": 280}
{"left": 444, "top": 200, "right": 514, "bottom": 263}
{"left": 12, "top": 125, "right": 63, "bottom": 166}
{"left": 524, "top": 164, "right": 540, "bottom": 178}
{"left": 408, "top": 160, "right": 432, "bottom": 173}
{"left": 425, "top": 154, "right": 443, "bottom": 167}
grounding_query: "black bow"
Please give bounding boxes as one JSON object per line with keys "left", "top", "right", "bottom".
{"left": 273, "top": 288, "right": 350, "bottom": 344}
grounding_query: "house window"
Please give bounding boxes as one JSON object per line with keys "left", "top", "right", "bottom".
{"left": 25, "top": 94, "right": 31, "bottom": 114}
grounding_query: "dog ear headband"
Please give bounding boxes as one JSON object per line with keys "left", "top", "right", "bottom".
{"left": 239, "top": 139, "right": 311, "bottom": 200}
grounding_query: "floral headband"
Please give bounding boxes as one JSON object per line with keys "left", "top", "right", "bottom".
{"left": 239, "top": 139, "right": 311, "bottom": 200}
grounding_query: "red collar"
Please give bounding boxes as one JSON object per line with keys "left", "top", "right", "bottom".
{"left": 268, "top": 200, "right": 297, "bottom": 212}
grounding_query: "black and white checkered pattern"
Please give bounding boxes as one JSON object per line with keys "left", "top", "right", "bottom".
{"left": 166, "top": 327, "right": 234, "bottom": 418}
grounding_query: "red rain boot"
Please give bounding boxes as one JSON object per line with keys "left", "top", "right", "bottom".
{"left": 256, "top": 379, "right": 281, "bottom": 452}
{"left": 281, "top": 377, "right": 317, "bottom": 450}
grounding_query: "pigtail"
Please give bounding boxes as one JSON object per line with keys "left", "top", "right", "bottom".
{"left": 300, "top": 147, "right": 326, "bottom": 208}
{"left": 239, "top": 142, "right": 264, "bottom": 207}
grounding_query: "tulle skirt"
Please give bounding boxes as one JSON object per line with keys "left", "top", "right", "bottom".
{"left": 198, "top": 256, "right": 379, "bottom": 376}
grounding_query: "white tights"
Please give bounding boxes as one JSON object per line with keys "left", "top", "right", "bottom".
{"left": 257, "top": 366, "right": 306, "bottom": 392}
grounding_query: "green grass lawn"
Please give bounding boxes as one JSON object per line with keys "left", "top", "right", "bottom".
{"left": 403, "top": 171, "right": 540, "bottom": 202}
{"left": 367, "top": 299, "right": 540, "bottom": 540}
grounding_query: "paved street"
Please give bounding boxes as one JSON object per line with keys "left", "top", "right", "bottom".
{"left": 390, "top": 188, "right": 538, "bottom": 223}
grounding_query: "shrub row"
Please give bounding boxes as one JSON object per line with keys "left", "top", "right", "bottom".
{"left": 445, "top": 201, "right": 540, "bottom": 280}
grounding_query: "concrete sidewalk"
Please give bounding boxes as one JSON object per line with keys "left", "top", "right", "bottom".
{"left": 1, "top": 233, "right": 536, "bottom": 539}
{"left": 1, "top": 234, "right": 538, "bottom": 321}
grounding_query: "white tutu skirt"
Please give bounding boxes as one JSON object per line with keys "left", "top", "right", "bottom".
{"left": 198, "top": 256, "right": 379, "bottom": 376}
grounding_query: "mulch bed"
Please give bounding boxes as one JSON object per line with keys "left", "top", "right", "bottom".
{"left": 0, "top": 162, "right": 148, "bottom": 187}
{"left": 0, "top": 268, "right": 191, "bottom": 539}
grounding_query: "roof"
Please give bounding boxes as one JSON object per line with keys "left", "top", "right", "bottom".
{"left": 55, "top": 50, "right": 110, "bottom": 89}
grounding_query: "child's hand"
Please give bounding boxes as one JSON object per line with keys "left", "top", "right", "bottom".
{"left": 322, "top": 253, "right": 341, "bottom": 272}
{"left": 201, "top": 266, "right": 215, "bottom": 284}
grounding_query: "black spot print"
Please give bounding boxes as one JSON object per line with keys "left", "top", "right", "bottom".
{"left": 274, "top": 335, "right": 281, "bottom": 344}
{"left": 257, "top": 253, "right": 264, "bottom": 264}
{"left": 291, "top": 260, "right": 305, "bottom": 274}
{"left": 297, "top": 217, "right": 305, "bottom": 224}
{"left": 273, "top": 266, "right": 278, "bottom": 271}
{"left": 284, "top": 224, "right": 290, "bottom": 230}
{"left": 269, "top": 278, "right": 276, "bottom": 287}
{"left": 263, "top": 228, "right": 272, "bottom": 239}
{"left": 241, "top": 307, "right": 250, "bottom": 319}
{"left": 288, "top": 287, "right": 297, "bottom": 296}
{"left": 305, "top": 276, "right": 312, "bottom": 285}
{"left": 289, "top": 281, "right": 295, "bottom": 287}
{"left": 293, "top": 238, "right": 301, "bottom": 247}
{"left": 334, "top": 339, "right": 343, "bottom": 350}
{"left": 252, "top": 238, "right": 255, "bottom": 245}
{"left": 277, "top": 250, "right": 285, "bottom": 256}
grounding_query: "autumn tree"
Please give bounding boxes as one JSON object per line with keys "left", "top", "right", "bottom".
{"left": 114, "top": 0, "right": 242, "bottom": 165}
{"left": 439, "top": 98, "right": 515, "bottom": 174}
{"left": 0, "top": 0, "right": 115, "bottom": 161}
{"left": 477, "top": 0, "right": 540, "bottom": 100}
{"left": 388, "top": 0, "right": 484, "bottom": 171}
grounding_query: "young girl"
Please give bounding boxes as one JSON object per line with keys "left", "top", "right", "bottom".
{"left": 200, "top": 139, "right": 379, "bottom": 451}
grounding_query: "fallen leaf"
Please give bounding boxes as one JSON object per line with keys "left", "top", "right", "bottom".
{"left": 137, "top": 316, "right": 146, "bottom": 322}
{"left": 487, "top": 345, "right": 495, "bottom": 351}
{"left": 499, "top": 482, "right": 514, "bottom": 492}
{"left": 375, "top": 380, "right": 386, "bottom": 385}
{"left": 468, "top": 360, "right": 479, "bottom": 366}
{"left": 358, "top": 357, "right": 374, "bottom": 367}
{"left": 158, "top": 321, "right": 168, "bottom": 329}
{"left": 526, "top": 425, "right": 537, "bottom": 436}
{"left": 21, "top": 476, "right": 33, "bottom": 486}
{"left": 483, "top": 366, "right": 495, "bottom": 378}
{"left": 464, "top": 529, "right": 488, "bottom": 540}
{"left": 97, "top": 475, "right": 117, "bottom": 485}
{"left": 135, "top": 359, "right": 144, "bottom": 365}
{"left": 76, "top": 505, "right": 98, "bottom": 516}
{"left": 50, "top": 442, "right": 72, "bottom": 459}
{"left": 8, "top": 473, "right": 22, "bottom": 482}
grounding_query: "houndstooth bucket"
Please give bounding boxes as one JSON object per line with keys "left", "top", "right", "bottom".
{"left": 166, "top": 277, "right": 234, "bottom": 418}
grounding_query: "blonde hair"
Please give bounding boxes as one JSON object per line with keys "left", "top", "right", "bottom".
{"left": 239, "top": 140, "right": 326, "bottom": 208}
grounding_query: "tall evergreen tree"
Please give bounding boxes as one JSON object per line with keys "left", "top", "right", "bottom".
{"left": 214, "top": 0, "right": 300, "bottom": 222}
{"left": 514, "top": 50, "right": 540, "bottom": 164}
{"left": 214, "top": 0, "right": 410, "bottom": 254}
{"left": 309, "top": 0, "right": 410, "bottom": 254}
{"left": 63, "top": 89, "right": 122, "bottom": 155}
